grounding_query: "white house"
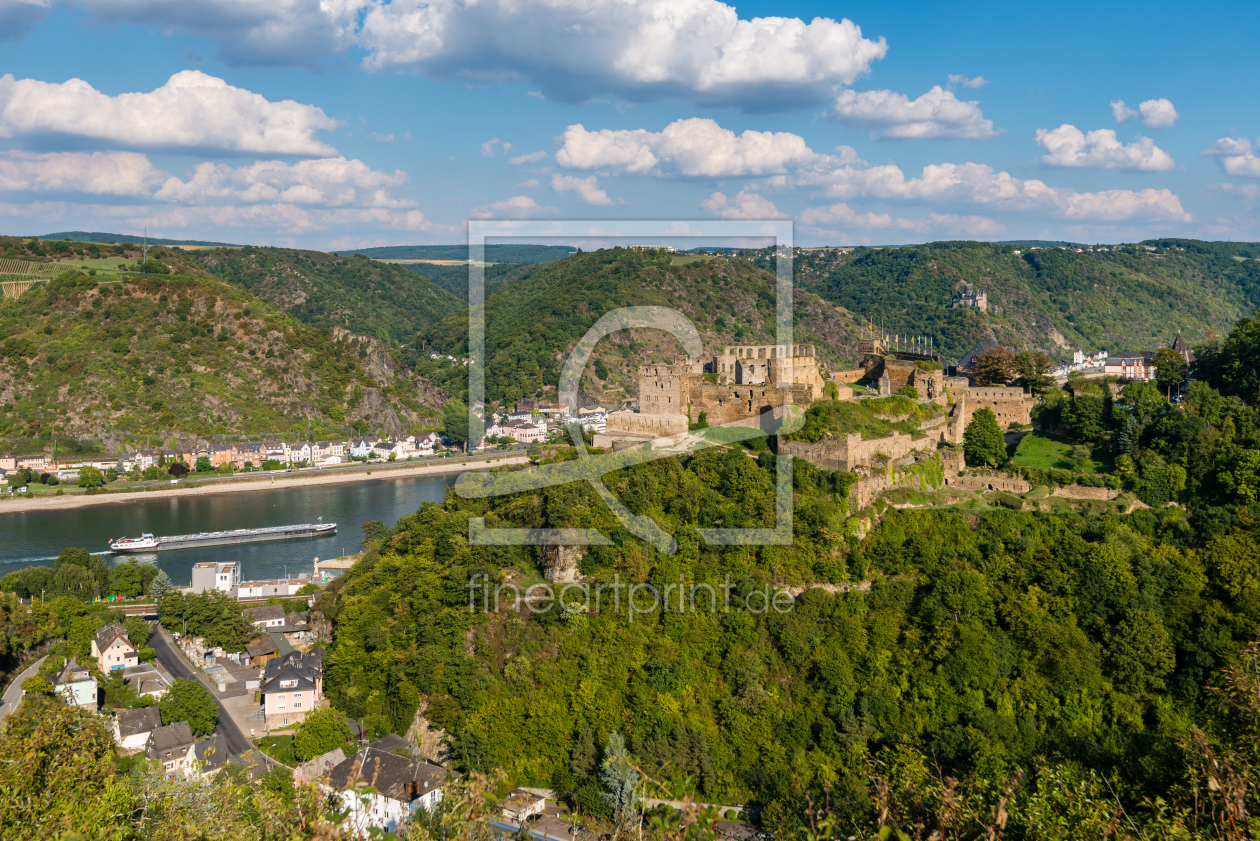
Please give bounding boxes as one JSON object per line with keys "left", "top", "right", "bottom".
{"left": 114, "top": 706, "right": 162, "bottom": 753}
{"left": 348, "top": 438, "right": 374, "bottom": 459}
{"left": 91, "top": 624, "right": 138, "bottom": 674}
{"left": 285, "top": 442, "right": 313, "bottom": 465}
{"left": 325, "top": 748, "right": 446, "bottom": 837}
{"left": 244, "top": 605, "right": 286, "bottom": 629}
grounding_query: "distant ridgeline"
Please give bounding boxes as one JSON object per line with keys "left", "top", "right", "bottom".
{"left": 335, "top": 244, "right": 576, "bottom": 263}
{"left": 39, "top": 231, "right": 242, "bottom": 247}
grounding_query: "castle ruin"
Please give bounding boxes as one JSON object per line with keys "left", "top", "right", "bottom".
{"left": 595, "top": 344, "right": 827, "bottom": 448}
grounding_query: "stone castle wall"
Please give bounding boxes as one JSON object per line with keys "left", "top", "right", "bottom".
{"left": 943, "top": 473, "right": 1032, "bottom": 493}
{"left": 779, "top": 430, "right": 937, "bottom": 473}
{"left": 946, "top": 387, "right": 1033, "bottom": 444}
{"left": 595, "top": 412, "right": 688, "bottom": 447}
{"left": 1050, "top": 485, "right": 1119, "bottom": 500}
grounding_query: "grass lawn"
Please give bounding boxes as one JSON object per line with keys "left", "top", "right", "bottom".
{"left": 670, "top": 255, "right": 720, "bottom": 266}
{"left": 253, "top": 735, "right": 297, "bottom": 765}
{"left": 1011, "top": 431, "right": 1110, "bottom": 472}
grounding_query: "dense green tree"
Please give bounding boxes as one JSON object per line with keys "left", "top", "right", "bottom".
{"left": 1013, "top": 350, "right": 1054, "bottom": 394}
{"left": 76, "top": 466, "right": 104, "bottom": 488}
{"left": 1153, "top": 347, "right": 1189, "bottom": 396}
{"left": 292, "top": 708, "right": 352, "bottom": 762}
{"left": 963, "top": 407, "right": 1005, "bottom": 467}
{"left": 600, "top": 732, "right": 639, "bottom": 835}
{"left": 443, "top": 400, "right": 471, "bottom": 445}
{"left": 974, "top": 346, "right": 1015, "bottom": 386}
{"left": 147, "top": 569, "right": 177, "bottom": 603}
{"left": 158, "top": 678, "right": 218, "bottom": 736}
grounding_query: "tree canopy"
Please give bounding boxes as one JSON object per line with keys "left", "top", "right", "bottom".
{"left": 158, "top": 678, "right": 218, "bottom": 737}
{"left": 963, "top": 407, "right": 1006, "bottom": 466}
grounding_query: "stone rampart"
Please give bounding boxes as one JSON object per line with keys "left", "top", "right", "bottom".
{"left": 779, "top": 430, "right": 936, "bottom": 473}
{"left": 1050, "top": 485, "right": 1119, "bottom": 500}
{"left": 594, "top": 412, "right": 687, "bottom": 447}
{"left": 946, "top": 387, "right": 1034, "bottom": 444}
{"left": 830, "top": 368, "right": 867, "bottom": 383}
{"left": 942, "top": 473, "right": 1032, "bottom": 493}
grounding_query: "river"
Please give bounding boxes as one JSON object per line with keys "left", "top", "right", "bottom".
{"left": 0, "top": 473, "right": 459, "bottom": 586}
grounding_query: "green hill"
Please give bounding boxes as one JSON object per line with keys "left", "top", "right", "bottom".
{"left": 403, "top": 260, "right": 543, "bottom": 299}
{"left": 186, "top": 247, "right": 462, "bottom": 344}
{"left": 786, "top": 239, "right": 1260, "bottom": 361}
{"left": 408, "top": 248, "right": 866, "bottom": 407}
{"left": 0, "top": 242, "right": 446, "bottom": 454}
{"left": 336, "top": 244, "right": 575, "bottom": 262}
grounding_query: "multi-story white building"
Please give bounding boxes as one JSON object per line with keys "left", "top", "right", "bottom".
{"left": 191, "top": 561, "right": 240, "bottom": 595}
{"left": 325, "top": 748, "right": 446, "bottom": 837}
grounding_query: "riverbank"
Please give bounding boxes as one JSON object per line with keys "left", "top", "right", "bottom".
{"left": 0, "top": 454, "right": 527, "bottom": 515}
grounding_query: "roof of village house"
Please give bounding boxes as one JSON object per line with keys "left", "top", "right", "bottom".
{"left": 245, "top": 636, "right": 276, "bottom": 657}
{"left": 260, "top": 652, "right": 319, "bottom": 694}
{"left": 115, "top": 706, "right": 162, "bottom": 739}
{"left": 369, "top": 733, "right": 414, "bottom": 757}
{"left": 192, "top": 734, "right": 230, "bottom": 772}
{"left": 957, "top": 340, "right": 999, "bottom": 368}
{"left": 285, "top": 611, "right": 307, "bottom": 625}
{"left": 297, "top": 747, "right": 347, "bottom": 782}
{"left": 326, "top": 747, "right": 446, "bottom": 802}
{"left": 94, "top": 623, "right": 133, "bottom": 652}
{"left": 244, "top": 605, "right": 286, "bottom": 623}
{"left": 55, "top": 658, "right": 93, "bottom": 685}
{"left": 146, "top": 721, "right": 195, "bottom": 756}
{"left": 1106, "top": 351, "right": 1158, "bottom": 364}
{"left": 228, "top": 748, "right": 270, "bottom": 779}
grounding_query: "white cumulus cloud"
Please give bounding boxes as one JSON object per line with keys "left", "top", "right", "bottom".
{"left": 557, "top": 117, "right": 1189, "bottom": 223}
{"left": 516, "top": 179, "right": 540, "bottom": 188}
{"left": 0, "top": 150, "right": 165, "bottom": 196}
{"left": 550, "top": 174, "right": 613, "bottom": 206}
{"left": 1202, "top": 136, "right": 1260, "bottom": 177}
{"left": 0, "top": 70, "right": 338, "bottom": 155}
{"left": 1111, "top": 98, "right": 1179, "bottom": 129}
{"left": 798, "top": 202, "right": 891, "bottom": 229}
{"left": 510, "top": 151, "right": 548, "bottom": 165}
{"left": 359, "top": 0, "right": 887, "bottom": 109}
{"left": 805, "top": 159, "right": 1190, "bottom": 221}
{"left": 71, "top": 0, "right": 363, "bottom": 66}
{"left": 947, "top": 74, "right": 990, "bottom": 89}
{"left": 1034, "top": 125, "right": 1174, "bottom": 171}
{"left": 799, "top": 202, "right": 1004, "bottom": 236}
{"left": 556, "top": 118, "right": 822, "bottom": 177}
{"left": 154, "top": 157, "right": 411, "bottom": 207}
{"left": 829, "top": 86, "right": 1002, "bottom": 140}
{"left": 52, "top": 0, "right": 884, "bottom": 110}
{"left": 700, "top": 190, "right": 784, "bottom": 219}
{"left": 469, "top": 195, "right": 555, "bottom": 219}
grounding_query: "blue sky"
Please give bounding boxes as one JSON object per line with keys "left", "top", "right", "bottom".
{"left": 0, "top": 0, "right": 1256, "bottom": 249}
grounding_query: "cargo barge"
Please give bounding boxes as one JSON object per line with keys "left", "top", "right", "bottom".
{"left": 108, "top": 522, "right": 336, "bottom": 553}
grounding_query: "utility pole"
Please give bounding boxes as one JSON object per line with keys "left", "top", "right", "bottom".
{"left": 143, "top": 226, "right": 148, "bottom": 265}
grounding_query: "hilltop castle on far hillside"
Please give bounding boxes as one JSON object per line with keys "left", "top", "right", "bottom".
{"left": 951, "top": 285, "right": 988, "bottom": 312}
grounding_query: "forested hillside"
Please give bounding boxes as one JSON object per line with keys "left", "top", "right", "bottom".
{"left": 337, "top": 244, "right": 575, "bottom": 262}
{"left": 314, "top": 344, "right": 1260, "bottom": 835}
{"left": 784, "top": 239, "right": 1260, "bottom": 361}
{"left": 410, "top": 248, "right": 867, "bottom": 408}
{"left": 188, "top": 247, "right": 462, "bottom": 344}
{"left": 404, "top": 260, "right": 543, "bottom": 299}
{"left": 0, "top": 263, "right": 444, "bottom": 454}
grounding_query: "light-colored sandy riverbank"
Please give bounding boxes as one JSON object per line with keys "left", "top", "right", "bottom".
{"left": 0, "top": 454, "right": 528, "bottom": 515}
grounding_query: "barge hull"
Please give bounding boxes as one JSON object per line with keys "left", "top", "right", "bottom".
{"left": 156, "top": 528, "right": 335, "bottom": 551}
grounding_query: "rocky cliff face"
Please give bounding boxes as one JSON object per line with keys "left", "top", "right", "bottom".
{"left": 331, "top": 327, "right": 449, "bottom": 433}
